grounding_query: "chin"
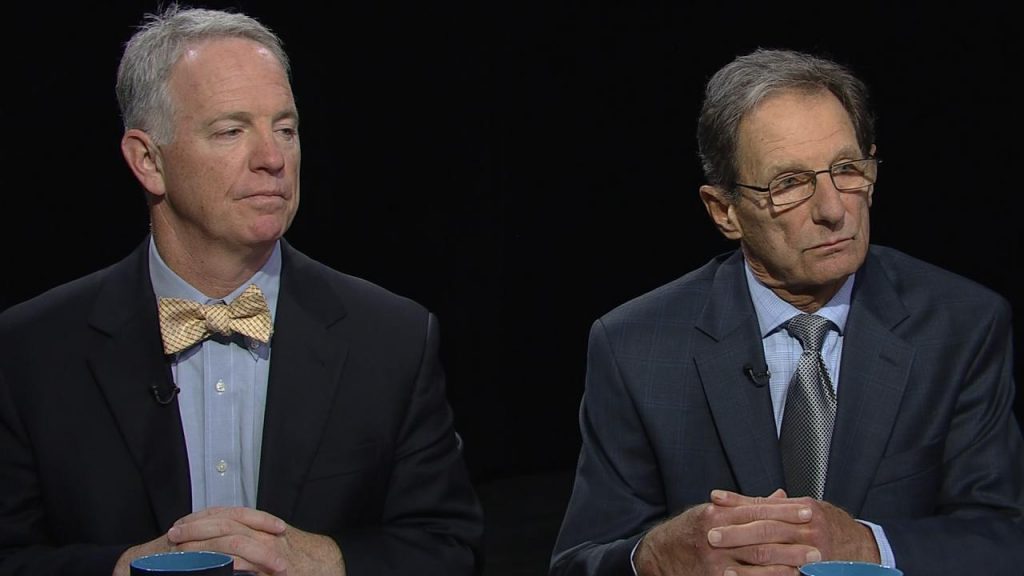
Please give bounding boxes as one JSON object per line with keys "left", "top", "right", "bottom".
{"left": 240, "top": 229, "right": 286, "bottom": 248}
{"left": 247, "top": 214, "right": 293, "bottom": 239}
{"left": 810, "top": 257, "right": 863, "bottom": 286}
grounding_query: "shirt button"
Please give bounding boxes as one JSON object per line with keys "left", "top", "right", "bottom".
{"left": 216, "top": 460, "right": 228, "bottom": 474}
{"left": 215, "top": 380, "right": 227, "bottom": 394}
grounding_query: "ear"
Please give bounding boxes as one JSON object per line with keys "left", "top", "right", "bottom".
{"left": 121, "top": 129, "right": 166, "bottom": 198}
{"left": 699, "top": 184, "right": 742, "bottom": 240}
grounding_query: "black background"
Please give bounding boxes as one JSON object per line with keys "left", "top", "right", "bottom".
{"left": 4, "top": 2, "right": 1021, "bottom": 574}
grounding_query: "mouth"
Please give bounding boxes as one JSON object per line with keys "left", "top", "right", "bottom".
{"left": 809, "top": 237, "right": 853, "bottom": 253}
{"left": 238, "top": 192, "right": 289, "bottom": 210}
{"left": 239, "top": 190, "right": 290, "bottom": 202}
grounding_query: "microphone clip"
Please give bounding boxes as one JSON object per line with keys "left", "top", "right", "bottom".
{"left": 151, "top": 383, "right": 181, "bottom": 405}
{"left": 743, "top": 364, "right": 771, "bottom": 387}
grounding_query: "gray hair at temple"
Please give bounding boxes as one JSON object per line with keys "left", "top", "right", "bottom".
{"left": 697, "top": 48, "right": 875, "bottom": 201}
{"left": 116, "top": 4, "right": 290, "bottom": 145}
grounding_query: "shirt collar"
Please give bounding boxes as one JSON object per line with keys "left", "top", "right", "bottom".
{"left": 744, "top": 259, "right": 853, "bottom": 338}
{"left": 148, "top": 236, "right": 282, "bottom": 323}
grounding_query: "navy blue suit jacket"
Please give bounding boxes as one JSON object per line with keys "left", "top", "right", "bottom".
{"left": 0, "top": 238, "right": 483, "bottom": 576}
{"left": 551, "top": 245, "right": 1024, "bottom": 575}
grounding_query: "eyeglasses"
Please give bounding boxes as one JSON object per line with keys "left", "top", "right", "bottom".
{"left": 733, "top": 157, "right": 881, "bottom": 207}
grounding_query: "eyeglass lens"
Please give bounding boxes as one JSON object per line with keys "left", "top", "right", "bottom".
{"left": 769, "top": 159, "right": 877, "bottom": 205}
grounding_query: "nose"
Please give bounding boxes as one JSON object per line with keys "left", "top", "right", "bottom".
{"left": 810, "top": 172, "right": 846, "bottom": 226}
{"left": 250, "top": 127, "right": 287, "bottom": 174}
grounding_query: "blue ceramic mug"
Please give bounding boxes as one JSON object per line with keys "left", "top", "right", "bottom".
{"left": 799, "top": 561, "right": 903, "bottom": 576}
{"left": 130, "top": 551, "right": 233, "bottom": 575}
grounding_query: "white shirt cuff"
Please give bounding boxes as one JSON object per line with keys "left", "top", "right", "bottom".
{"left": 857, "top": 519, "right": 896, "bottom": 568}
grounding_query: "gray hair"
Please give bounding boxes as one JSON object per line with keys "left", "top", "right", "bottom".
{"left": 697, "top": 48, "right": 875, "bottom": 200}
{"left": 116, "top": 4, "right": 290, "bottom": 145}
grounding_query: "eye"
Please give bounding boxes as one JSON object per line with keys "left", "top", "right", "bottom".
{"left": 832, "top": 161, "right": 861, "bottom": 175}
{"left": 773, "top": 173, "right": 810, "bottom": 191}
{"left": 215, "top": 127, "right": 244, "bottom": 138}
{"left": 276, "top": 126, "right": 298, "bottom": 140}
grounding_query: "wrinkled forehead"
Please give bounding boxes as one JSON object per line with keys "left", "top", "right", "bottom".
{"left": 735, "top": 89, "right": 857, "bottom": 178}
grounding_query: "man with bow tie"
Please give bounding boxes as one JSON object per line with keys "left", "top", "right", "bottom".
{"left": 0, "top": 6, "right": 482, "bottom": 576}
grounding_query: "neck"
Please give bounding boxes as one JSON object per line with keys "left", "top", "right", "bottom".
{"left": 745, "top": 259, "right": 845, "bottom": 313}
{"left": 764, "top": 275, "right": 846, "bottom": 314}
{"left": 771, "top": 287, "right": 836, "bottom": 314}
{"left": 152, "top": 231, "right": 274, "bottom": 300}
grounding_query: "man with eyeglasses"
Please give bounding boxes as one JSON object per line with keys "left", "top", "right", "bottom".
{"left": 551, "top": 48, "right": 1024, "bottom": 575}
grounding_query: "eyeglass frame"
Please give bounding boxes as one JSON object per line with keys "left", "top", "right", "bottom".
{"left": 732, "top": 157, "right": 881, "bottom": 207}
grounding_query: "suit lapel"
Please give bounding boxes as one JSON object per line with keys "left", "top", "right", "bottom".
{"left": 825, "top": 251, "right": 913, "bottom": 514}
{"left": 695, "top": 254, "right": 785, "bottom": 496}
{"left": 257, "top": 242, "right": 349, "bottom": 519}
{"left": 88, "top": 240, "right": 192, "bottom": 530}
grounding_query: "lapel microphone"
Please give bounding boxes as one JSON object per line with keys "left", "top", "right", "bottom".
{"left": 151, "top": 381, "right": 181, "bottom": 405}
{"left": 743, "top": 363, "right": 771, "bottom": 387}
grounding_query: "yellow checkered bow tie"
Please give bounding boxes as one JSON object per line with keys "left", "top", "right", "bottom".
{"left": 157, "top": 283, "right": 273, "bottom": 355}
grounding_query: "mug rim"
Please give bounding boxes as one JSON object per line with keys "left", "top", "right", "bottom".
{"left": 800, "top": 560, "right": 904, "bottom": 576}
{"left": 130, "top": 550, "right": 233, "bottom": 572}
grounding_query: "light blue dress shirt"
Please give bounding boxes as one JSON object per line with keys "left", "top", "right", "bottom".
{"left": 149, "top": 238, "right": 280, "bottom": 511}
{"left": 744, "top": 263, "right": 895, "bottom": 568}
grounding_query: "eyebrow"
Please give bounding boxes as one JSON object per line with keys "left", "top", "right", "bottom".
{"left": 761, "top": 146, "right": 864, "bottom": 178}
{"left": 207, "top": 109, "right": 300, "bottom": 127}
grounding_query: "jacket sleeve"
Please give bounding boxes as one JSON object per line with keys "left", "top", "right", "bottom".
{"left": 550, "top": 319, "right": 660, "bottom": 576}
{"left": 332, "top": 313, "right": 484, "bottom": 576}
{"left": 877, "top": 299, "right": 1024, "bottom": 572}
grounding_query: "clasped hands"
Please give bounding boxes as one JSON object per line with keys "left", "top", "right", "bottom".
{"left": 634, "top": 489, "right": 880, "bottom": 576}
{"left": 113, "top": 507, "right": 344, "bottom": 576}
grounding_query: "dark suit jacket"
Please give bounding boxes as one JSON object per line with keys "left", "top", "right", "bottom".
{"left": 551, "top": 245, "right": 1024, "bottom": 575}
{"left": 0, "top": 238, "right": 483, "bottom": 576}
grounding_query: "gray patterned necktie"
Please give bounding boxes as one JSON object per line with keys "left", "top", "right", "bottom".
{"left": 779, "top": 313, "right": 836, "bottom": 499}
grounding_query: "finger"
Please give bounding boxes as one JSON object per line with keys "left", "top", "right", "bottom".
{"left": 175, "top": 533, "right": 287, "bottom": 574}
{"left": 712, "top": 490, "right": 795, "bottom": 507}
{"left": 169, "top": 516, "right": 252, "bottom": 544}
{"left": 720, "top": 542, "right": 821, "bottom": 568}
{"left": 723, "top": 562, "right": 803, "bottom": 576}
{"left": 174, "top": 507, "right": 287, "bottom": 534}
{"left": 175, "top": 506, "right": 286, "bottom": 532}
{"left": 708, "top": 518, "right": 817, "bottom": 548}
{"left": 708, "top": 501, "right": 813, "bottom": 531}
{"left": 226, "top": 536, "right": 288, "bottom": 576}
{"left": 174, "top": 505, "right": 234, "bottom": 525}
{"left": 229, "top": 555, "right": 269, "bottom": 576}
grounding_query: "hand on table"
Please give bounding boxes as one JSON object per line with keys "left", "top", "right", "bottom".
{"left": 634, "top": 489, "right": 879, "bottom": 576}
{"left": 113, "top": 506, "right": 345, "bottom": 576}
{"left": 707, "top": 490, "right": 880, "bottom": 568}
